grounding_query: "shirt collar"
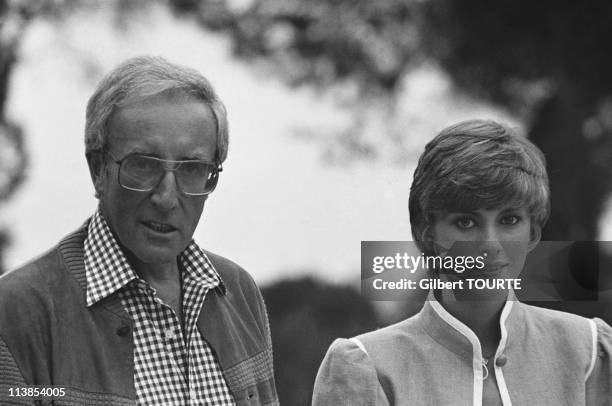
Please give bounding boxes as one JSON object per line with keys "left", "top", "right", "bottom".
{"left": 84, "top": 210, "right": 224, "bottom": 307}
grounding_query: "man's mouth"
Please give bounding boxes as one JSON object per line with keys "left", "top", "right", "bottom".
{"left": 142, "top": 221, "right": 177, "bottom": 233}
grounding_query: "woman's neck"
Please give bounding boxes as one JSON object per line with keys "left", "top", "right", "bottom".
{"left": 436, "top": 289, "right": 508, "bottom": 357}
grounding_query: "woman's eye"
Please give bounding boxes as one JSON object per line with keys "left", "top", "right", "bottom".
{"left": 501, "top": 215, "right": 519, "bottom": 225}
{"left": 455, "top": 217, "right": 475, "bottom": 229}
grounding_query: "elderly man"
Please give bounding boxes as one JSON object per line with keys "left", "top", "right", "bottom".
{"left": 0, "top": 57, "right": 278, "bottom": 405}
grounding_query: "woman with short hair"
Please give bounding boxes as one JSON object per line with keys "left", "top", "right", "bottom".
{"left": 312, "top": 120, "right": 612, "bottom": 406}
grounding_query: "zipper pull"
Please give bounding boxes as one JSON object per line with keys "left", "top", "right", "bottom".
{"left": 482, "top": 358, "right": 489, "bottom": 380}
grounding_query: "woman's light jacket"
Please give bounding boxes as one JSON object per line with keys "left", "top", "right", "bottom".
{"left": 313, "top": 293, "right": 611, "bottom": 406}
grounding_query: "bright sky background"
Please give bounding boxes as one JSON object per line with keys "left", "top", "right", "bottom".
{"left": 1, "top": 4, "right": 530, "bottom": 285}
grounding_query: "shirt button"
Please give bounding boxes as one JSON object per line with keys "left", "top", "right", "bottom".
{"left": 495, "top": 355, "right": 508, "bottom": 367}
{"left": 189, "top": 390, "right": 197, "bottom": 399}
{"left": 116, "top": 325, "right": 130, "bottom": 337}
{"left": 165, "top": 329, "right": 176, "bottom": 339}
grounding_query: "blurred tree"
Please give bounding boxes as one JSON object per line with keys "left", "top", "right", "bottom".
{"left": 167, "top": 0, "right": 612, "bottom": 244}
{"left": 168, "top": 0, "right": 426, "bottom": 161}
{"left": 170, "top": 0, "right": 612, "bottom": 315}
{"left": 423, "top": 0, "right": 612, "bottom": 305}
{"left": 171, "top": 0, "right": 423, "bottom": 94}
{"left": 0, "top": 0, "right": 35, "bottom": 274}
{"left": 424, "top": 0, "right": 612, "bottom": 244}
{"left": 262, "top": 277, "right": 378, "bottom": 406}
{"left": 0, "top": 0, "right": 149, "bottom": 273}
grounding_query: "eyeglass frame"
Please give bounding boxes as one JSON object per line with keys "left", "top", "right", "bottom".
{"left": 104, "top": 151, "right": 223, "bottom": 196}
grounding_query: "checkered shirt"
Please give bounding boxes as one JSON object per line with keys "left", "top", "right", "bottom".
{"left": 84, "top": 211, "right": 235, "bottom": 405}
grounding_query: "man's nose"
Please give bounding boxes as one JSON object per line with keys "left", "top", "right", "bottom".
{"left": 150, "top": 171, "right": 179, "bottom": 211}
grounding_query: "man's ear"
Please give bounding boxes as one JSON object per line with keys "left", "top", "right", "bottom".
{"left": 528, "top": 224, "right": 542, "bottom": 252}
{"left": 86, "top": 151, "right": 105, "bottom": 198}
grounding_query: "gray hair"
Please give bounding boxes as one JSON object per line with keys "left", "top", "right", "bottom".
{"left": 85, "top": 56, "right": 229, "bottom": 162}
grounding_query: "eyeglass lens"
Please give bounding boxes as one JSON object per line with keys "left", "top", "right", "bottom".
{"left": 119, "top": 155, "right": 217, "bottom": 194}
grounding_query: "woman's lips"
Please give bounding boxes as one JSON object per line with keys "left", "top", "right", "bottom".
{"left": 482, "top": 262, "right": 509, "bottom": 274}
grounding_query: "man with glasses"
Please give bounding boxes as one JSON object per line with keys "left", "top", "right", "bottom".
{"left": 0, "top": 56, "right": 278, "bottom": 406}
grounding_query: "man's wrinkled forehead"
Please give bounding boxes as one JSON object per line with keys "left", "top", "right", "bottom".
{"left": 106, "top": 91, "right": 210, "bottom": 135}
{"left": 104, "top": 93, "right": 217, "bottom": 159}
{"left": 116, "top": 86, "right": 197, "bottom": 109}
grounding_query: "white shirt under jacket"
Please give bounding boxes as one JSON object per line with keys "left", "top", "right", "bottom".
{"left": 312, "top": 292, "right": 612, "bottom": 406}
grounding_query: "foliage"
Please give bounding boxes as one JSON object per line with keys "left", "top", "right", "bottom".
{"left": 262, "top": 277, "right": 378, "bottom": 406}
{"left": 424, "top": 0, "right": 612, "bottom": 110}
{"left": 423, "top": 0, "right": 612, "bottom": 242}
{"left": 179, "top": 0, "right": 612, "bottom": 314}
{"left": 0, "top": 0, "right": 150, "bottom": 273}
{"left": 0, "top": 1, "right": 88, "bottom": 273}
{"left": 168, "top": 0, "right": 612, "bottom": 243}
{"left": 167, "top": 0, "right": 428, "bottom": 161}
{"left": 171, "top": 0, "right": 424, "bottom": 96}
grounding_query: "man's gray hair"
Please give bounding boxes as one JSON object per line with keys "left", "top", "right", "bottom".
{"left": 85, "top": 56, "right": 229, "bottom": 162}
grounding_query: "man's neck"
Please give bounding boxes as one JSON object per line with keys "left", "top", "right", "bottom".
{"left": 135, "top": 261, "right": 180, "bottom": 284}
{"left": 130, "top": 256, "right": 185, "bottom": 327}
{"left": 118, "top": 243, "right": 180, "bottom": 283}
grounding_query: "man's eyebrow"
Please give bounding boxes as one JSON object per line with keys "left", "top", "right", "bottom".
{"left": 178, "top": 154, "right": 214, "bottom": 161}
{"left": 122, "top": 151, "right": 214, "bottom": 161}
{"left": 126, "top": 150, "right": 156, "bottom": 158}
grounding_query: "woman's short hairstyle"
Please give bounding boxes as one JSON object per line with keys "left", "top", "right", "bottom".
{"left": 84, "top": 56, "right": 229, "bottom": 162}
{"left": 408, "top": 119, "right": 550, "bottom": 255}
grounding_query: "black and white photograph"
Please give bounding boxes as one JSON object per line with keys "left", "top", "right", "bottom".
{"left": 0, "top": 1, "right": 611, "bottom": 405}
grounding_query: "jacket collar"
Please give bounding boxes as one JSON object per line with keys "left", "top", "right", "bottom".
{"left": 58, "top": 221, "right": 128, "bottom": 318}
{"left": 417, "top": 290, "right": 525, "bottom": 361}
{"left": 57, "top": 218, "right": 227, "bottom": 317}
{"left": 416, "top": 290, "right": 524, "bottom": 406}
{"left": 82, "top": 211, "right": 226, "bottom": 307}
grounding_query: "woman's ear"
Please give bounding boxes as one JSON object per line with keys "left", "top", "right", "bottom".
{"left": 86, "top": 151, "right": 105, "bottom": 199}
{"left": 528, "top": 223, "right": 542, "bottom": 252}
{"left": 422, "top": 225, "right": 448, "bottom": 257}
{"left": 420, "top": 225, "right": 434, "bottom": 252}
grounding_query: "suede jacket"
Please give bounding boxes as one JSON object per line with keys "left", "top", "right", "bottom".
{"left": 0, "top": 224, "right": 278, "bottom": 406}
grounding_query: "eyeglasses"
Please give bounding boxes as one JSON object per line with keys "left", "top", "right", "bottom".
{"left": 107, "top": 152, "right": 222, "bottom": 196}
